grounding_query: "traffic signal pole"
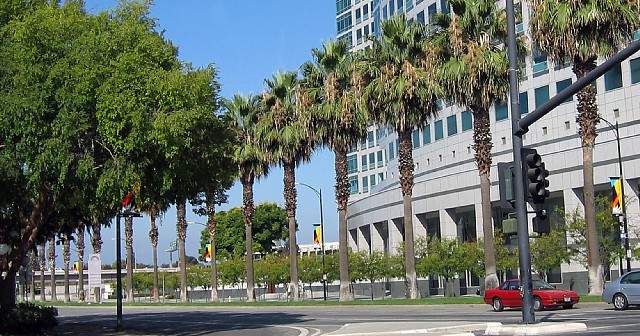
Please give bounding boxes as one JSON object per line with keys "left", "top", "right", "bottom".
{"left": 505, "top": 0, "right": 535, "bottom": 323}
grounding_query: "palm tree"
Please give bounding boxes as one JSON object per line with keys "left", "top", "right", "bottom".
{"left": 431, "top": 0, "right": 514, "bottom": 291}
{"left": 528, "top": 0, "right": 640, "bottom": 295}
{"left": 125, "top": 216, "right": 134, "bottom": 302}
{"left": 47, "top": 235, "right": 57, "bottom": 302}
{"left": 62, "top": 232, "right": 71, "bottom": 302}
{"left": 356, "top": 15, "right": 441, "bottom": 299}
{"left": 147, "top": 204, "right": 165, "bottom": 302}
{"left": 298, "top": 40, "right": 369, "bottom": 301}
{"left": 260, "top": 70, "right": 313, "bottom": 301}
{"left": 38, "top": 243, "right": 45, "bottom": 301}
{"left": 75, "top": 226, "right": 85, "bottom": 302}
{"left": 223, "top": 93, "right": 271, "bottom": 303}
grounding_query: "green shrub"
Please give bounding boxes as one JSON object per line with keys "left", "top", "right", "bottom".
{"left": 0, "top": 302, "right": 58, "bottom": 334}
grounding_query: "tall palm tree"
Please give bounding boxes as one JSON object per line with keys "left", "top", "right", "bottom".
{"left": 75, "top": 226, "right": 85, "bottom": 302}
{"left": 125, "top": 216, "right": 134, "bottom": 303}
{"left": 528, "top": 0, "right": 640, "bottom": 295}
{"left": 260, "top": 70, "right": 313, "bottom": 301}
{"left": 299, "top": 40, "right": 369, "bottom": 301}
{"left": 29, "top": 249, "right": 37, "bottom": 302}
{"left": 431, "top": 0, "right": 514, "bottom": 291}
{"left": 62, "top": 232, "right": 71, "bottom": 302}
{"left": 223, "top": 93, "right": 271, "bottom": 303}
{"left": 47, "top": 235, "right": 57, "bottom": 302}
{"left": 356, "top": 15, "right": 441, "bottom": 299}
{"left": 38, "top": 243, "right": 45, "bottom": 301}
{"left": 147, "top": 204, "right": 164, "bottom": 302}
{"left": 176, "top": 200, "right": 188, "bottom": 302}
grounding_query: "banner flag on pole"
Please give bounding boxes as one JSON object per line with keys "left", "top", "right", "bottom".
{"left": 204, "top": 243, "right": 211, "bottom": 262}
{"left": 73, "top": 261, "right": 79, "bottom": 271}
{"left": 313, "top": 224, "right": 322, "bottom": 245}
{"left": 611, "top": 177, "right": 623, "bottom": 215}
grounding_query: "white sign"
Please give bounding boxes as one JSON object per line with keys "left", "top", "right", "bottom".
{"left": 88, "top": 253, "right": 102, "bottom": 290}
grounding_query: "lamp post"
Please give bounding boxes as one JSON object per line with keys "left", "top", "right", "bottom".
{"left": 296, "top": 182, "right": 327, "bottom": 301}
{"left": 116, "top": 205, "right": 141, "bottom": 332}
{"left": 598, "top": 117, "right": 631, "bottom": 273}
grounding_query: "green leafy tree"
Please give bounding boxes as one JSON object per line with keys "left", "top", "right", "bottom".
{"left": 351, "top": 250, "right": 389, "bottom": 300}
{"left": 356, "top": 15, "right": 441, "bottom": 299}
{"left": 298, "top": 255, "right": 323, "bottom": 297}
{"left": 259, "top": 70, "right": 312, "bottom": 301}
{"left": 563, "top": 195, "right": 625, "bottom": 277}
{"left": 200, "top": 203, "right": 288, "bottom": 259}
{"left": 255, "top": 254, "right": 289, "bottom": 294}
{"left": 528, "top": 0, "right": 640, "bottom": 295}
{"left": 493, "top": 230, "right": 519, "bottom": 282}
{"left": 218, "top": 256, "right": 246, "bottom": 291}
{"left": 299, "top": 39, "right": 369, "bottom": 301}
{"left": 416, "top": 237, "right": 483, "bottom": 297}
{"left": 530, "top": 230, "right": 572, "bottom": 281}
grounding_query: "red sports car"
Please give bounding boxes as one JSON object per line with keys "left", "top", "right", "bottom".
{"left": 484, "top": 279, "right": 580, "bottom": 311}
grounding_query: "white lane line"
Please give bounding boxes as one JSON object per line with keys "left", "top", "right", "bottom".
{"left": 276, "top": 325, "right": 310, "bottom": 336}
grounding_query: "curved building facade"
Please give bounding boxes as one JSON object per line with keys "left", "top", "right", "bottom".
{"left": 336, "top": 0, "right": 640, "bottom": 294}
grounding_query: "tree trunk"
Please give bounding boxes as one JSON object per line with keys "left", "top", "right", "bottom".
{"left": 29, "top": 249, "right": 37, "bottom": 302}
{"left": 0, "top": 270, "right": 17, "bottom": 312}
{"left": 125, "top": 216, "right": 134, "bottom": 303}
{"left": 335, "top": 148, "right": 354, "bottom": 301}
{"left": 398, "top": 130, "right": 419, "bottom": 299}
{"left": 177, "top": 200, "right": 188, "bottom": 302}
{"left": 91, "top": 219, "right": 102, "bottom": 254}
{"left": 38, "top": 244, "right": 45, "bottom": 301}
{"left": 47, "top": 236, "right": 57, "bottom": 302}
{"left": 574, "top": 59, "right": 603, "bottom": 295}
{"left": 242, "top": 175, "right": 256, "bottom": 302}
{"left": 149, "top": 211, "right": 159, "bottom": 302}
{"left": 76, "top": 226, "right": 85, "bottom": 302}
{"left": 283, "top": 161, "right": 300, "bottom": 301}
{"left": 63, "top": 233, "right": 71, "bottom": 302}
{"left": 206, "top": 191, "right": 219, "bottom": 302}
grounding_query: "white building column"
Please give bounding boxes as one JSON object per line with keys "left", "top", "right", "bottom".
{"left": 372, "top": 222, "right": 386, "bottom": 254}
{"left": 357, "top": 225, "right": 371, "bottom": 253}
{"left": 440, "top": 209, "right": 457, "bottom": 240}
{"left": 389, "top": 218, "right": 403, "bottom": 255}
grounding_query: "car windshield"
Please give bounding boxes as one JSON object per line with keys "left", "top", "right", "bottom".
{"left": 532, "top": 279, "right": 555, "bottom": 290}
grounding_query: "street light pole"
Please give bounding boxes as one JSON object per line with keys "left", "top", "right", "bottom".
{"left": 297, "top": 182, "right": 327, "bottom": 301}
{"left": 598, "top": 117, "right": 631, "bottom": 273}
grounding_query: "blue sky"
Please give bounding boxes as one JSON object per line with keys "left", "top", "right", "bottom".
{"left": 78, "top": 1, "right": 339, "bottom": 266}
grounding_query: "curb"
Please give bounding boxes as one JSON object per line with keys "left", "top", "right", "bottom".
{"left": 485, "top": 322, "right": 588, "bottom": 335}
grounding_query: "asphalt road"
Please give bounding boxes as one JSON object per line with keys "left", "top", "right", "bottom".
{"left": 52, "top": 301, "right": 640, "bottom": 335}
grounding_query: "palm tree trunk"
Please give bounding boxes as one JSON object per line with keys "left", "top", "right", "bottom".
{"left": 471, "top": 106, "right": 498, "bottom": 291}
{"left": 284, "top": 161, "right": 300, "bottom": 301}
{"left": 91, "top": 219, "right": 102, "bottom": 254}
{"left": 206, "top": 191, "right": 219, "bottom": 302}
{"left": 574, "top": 59, "right": 603, "bottom": 295}
{"left": 63, "top": 233, "right": 71, "bottom": 302}
{"left": 149, "top": 212, "right": 159, "bottom": 302}
{"left": 76, "top": 226, "right": 85, "bottom": 302}
{"left": 38, "top": 244, "right": 45, "bottom": 301}
{"left": 29, "top": 249, "right": 37, "bottom": 302}
{"left": 125, "top": 216, "right": 134, "bottom": 303}
{"left": 47, "top": 236, "right": 57, "bottom": 302}
{"left": 242, "top": 175, "right": 256, "bottom": 302}
{"left": 177, "top": 200, "right": 188, "bottom": 302}
{"left": 398, "top": 130, "right": 419, "bottom": 299}
{"left": 334, "top": 148, "right": 354, "bottom": 301}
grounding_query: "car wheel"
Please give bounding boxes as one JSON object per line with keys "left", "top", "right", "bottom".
{"left": 533, "top": 297, "right": 544, "bottom": 311}
{"left": 492, "top": 297, "right": 504, "bottom": 312}
{"left": 613, "top": 293, "right": 629, "bottom": 310}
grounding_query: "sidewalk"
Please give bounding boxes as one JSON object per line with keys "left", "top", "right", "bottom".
{"left": 326, "top": 321, "right": 588, "bottom": 335}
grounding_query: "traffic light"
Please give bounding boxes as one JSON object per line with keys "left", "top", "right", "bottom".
{"left": 533, "top": 209, "right": 550, "bottom": 234}
{"left": 522, "top": 148, "right": 549, "bottom": 204}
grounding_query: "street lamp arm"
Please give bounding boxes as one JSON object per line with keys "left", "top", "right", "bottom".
{"left": 598, "top": 116, "right": 619, "bottom": 138}
{"left": 296, "top": 182, "right": 321, "bottom": 198}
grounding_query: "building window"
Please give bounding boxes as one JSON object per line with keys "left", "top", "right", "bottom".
{"left": 495, "top": 103, "right": 508, "bottom": 121}
{"left": 462, "top": 110, "right": 473, "bottom": 130}
{"left": 356, "top": 29, "right": 363, "bottom": 44}
{"left": 363, "top": 4, "right": 369, "bottom": 19}
{"left": 631, "top": 57, "right": 640, "bottom": 84}
{"left": 370, "top": 174, "right": 376, "bottom": 187}
{"left": 604, "top": 64, "right": 623, "bottom": 91}
{"left": 362, "top": 176, "right": 369, "bottom": 193}
{"left": 397, "top": 0, "right": 403, "bottom": 12}
{"left": 534, "top": 85, "right": 549, "bottom": 109}
{"left": 337, "top": 12, "right": 352, "bottom": 34}
{"left": 355, "top": 8, "right": 361, "bottom": 23}
{"left": 378, "top": 172, "right": 384, "bottom": 183}
{"left": 422, "top": 125, "right": 431, "bottom": 145}
{"left": 337, "top": 31, "right": 352, "bottom": 49}
{"left": 406, "top": 0, "right": 413, "bottom": 10}
{"left": 416, "top": 10, "right": 425, "bottom": 23}
{"left": 520, "top": 91, "right": 529, "bottom": 114}
{"left": 389, "top": 142, "right": 395, "bottom": 160}
{"left": 447, "top": 115, "right": 457, "bottom": 136}
{"left": 428, "top": 3, "right": 437, "bottom": 23}
{"left": 369, "top": 152, "right": 375, "bottom": 169}
{"left": 383, "top": 5, "right": 388, "bottom": 20}
{"left": 361, "top": 154, "right": 368, "bottom": 172}
{"left": 390, "top": 0, "right": 395, "bottom": 15}
{"left": 347, "top": 155, "right": 358, "bottom": 174}
{"left": 377, "top": 150, "right": 383, "bottom": 167}
{"left": 434, "top": 120, "right": 444, "bottom": 140}
{"left": 336, "top": 0, "right": 352, "bottom": 15}
{"left": 532, "top": 47, "right": 548, "bottom": 73}
{"left": 412, "top": 129, "right": 420, "bottom": 148}
{"left": 368, "top": 131, "right": 374, "bottom": 147}
{"left": 440, "top": 0, "right": 449, "bottom": 14}
{"left": 364, "top": 24, "right": 369, "bottom": 36}
{"left": 555, "top": 78, "right": 573, "bottom": 103}
{"left": 349, "top": 175, "right": 359, "bottom": 195}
